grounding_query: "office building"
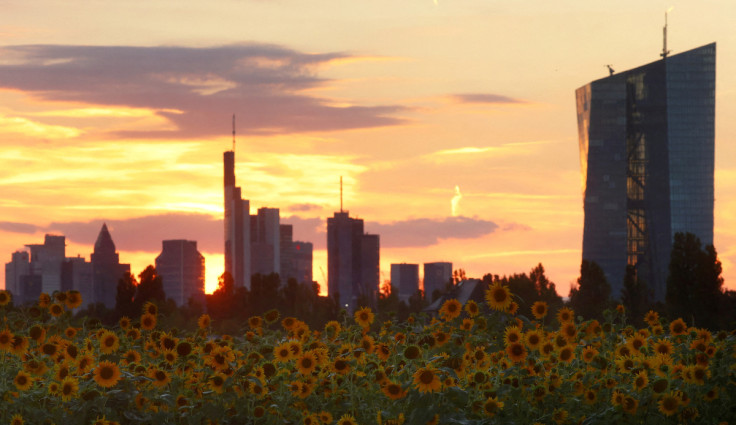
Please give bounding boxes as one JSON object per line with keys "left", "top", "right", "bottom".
{"left": 423, "top": 262, "right": 453, "bottom": 301}
{"left": 62, "top": 256, "right": 93, "bottom": 307}
{"left": 4, "top": 251, "right": 30, "bottom": 302}
{"left": 293, "top": 241, "right": 313, "bottom": 285}
{"left": 155, "top": 240, "right": 205, "bottom": 306}
{"left": 26, "top": 235, "right": 66, "bottom": 296}
{"left": 224, "top": 150, "right": 252, "bottom": 289}
{"left": 250, "top": 207, "right": 281, "bottom": 277}
{"left": 576, "top": 43, "right": 715, "bottom": 300}
{"left": 391, "top": 263, "right": 419, "bottom": 304}
{"left": 327, "top": 211, "right": 380, "bottom": 311}
{"left": 91, "top": 224, "right": 131, "bottom": 309}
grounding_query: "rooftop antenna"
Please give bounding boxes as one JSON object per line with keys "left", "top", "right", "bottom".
{"left": 340, "top": 176, "right": 343, "bottom": 213}
{"left": 232, "top": 114, "right": 236, "bottom": 151}
{"left": 606, "top": 64, "right": 615, "bottom": 76}
{"left": 661, "top": 7, "right": 673, "bottom": 59}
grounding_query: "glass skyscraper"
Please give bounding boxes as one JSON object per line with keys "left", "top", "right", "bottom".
{"left": 576, "top": 43, "right": 715, "bottom": 301}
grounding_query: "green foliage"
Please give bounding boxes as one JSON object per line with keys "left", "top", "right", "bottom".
{"left": 569, "top": 260, "right": 612, "bottom": 320}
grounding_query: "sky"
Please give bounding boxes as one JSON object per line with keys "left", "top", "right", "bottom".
{"left": 1, "top": 0, "right": 735, "bottom": 296}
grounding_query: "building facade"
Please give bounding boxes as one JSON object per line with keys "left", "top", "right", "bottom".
{"left": 423, "top": 262, "right": 453, "bottom": 301}
{"left": 327, "top": 211, "right": 380, "bottom": 311}
{"left": 91, "top": 224, "right": 131, "bottom": 308}
{"left": 223, "top": 150, "right": 252, "bottom": 289}
{"left": 391, "top": 263, "right": 419, "bottom": 304}
{"left": 155, "top": 240, "right": 205, "bottom": 306}
{"left": 576, "top": 43, "right": 715, "bottom": 300}
{"left": 293, "top": 241, "right": 313, "bottom": 285}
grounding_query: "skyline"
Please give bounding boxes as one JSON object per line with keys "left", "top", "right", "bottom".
{"left": 1, "top": 1, "right": 735, "bottom": 295}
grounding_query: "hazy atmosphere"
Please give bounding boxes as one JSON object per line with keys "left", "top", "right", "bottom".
{"left": 1, "top": 0, "right": 734, "bottom": 294}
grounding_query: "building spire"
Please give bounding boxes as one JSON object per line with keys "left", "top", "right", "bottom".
{"left": 661, "top": 8, "right": 673, "bottom": 59}
{"left": 340, "top": 176, "right": 343, "bottom": 213}
{"left": 232, "top": 114, "right": 236, "bottom": 151}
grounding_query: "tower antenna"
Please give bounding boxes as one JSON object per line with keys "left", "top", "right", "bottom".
{"left": 340, "top": 176, "right": 343, "bottom": 213}
{"left": 661, "top": 7, "right": 673, "bottom": 59}
{"left": 232, "top": 114, "right": 236, "bottom": 151}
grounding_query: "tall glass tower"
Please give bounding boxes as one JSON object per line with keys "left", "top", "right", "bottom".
{"left": 576, "top": 43, "right": 715, "bottom": 301}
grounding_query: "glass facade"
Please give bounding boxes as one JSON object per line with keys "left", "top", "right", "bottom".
{"left": 576, "top": 43, "right": 715, "bottom": 301}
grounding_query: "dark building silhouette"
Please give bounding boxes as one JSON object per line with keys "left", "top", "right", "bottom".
{"left": 280, "top": 224, "right": 294, "bottom": 282}
{"left": 423, "top": 262, "right": 452, "bottom": 300}
{"left": 61, "top": 256, "right": 93, "bottom": 305}
{"left": 293, "top": 241, "right": 313, "bottom": 285}
{"left": 327, "top": 211, "right": 380, "bottom": 311}
{"left": 250, "top": 207, "right": 281, "bottom": 276}
{"left": 155, "top": 240, "right": 205, "bottom": 306}
{"left": 576, "top": 43, "right": 715, "bottom": 300}
{"left": 391, "top": 263, "right": 419, "bottom": 304}
{"left": 91, "top": 224, "right": 130, "bottom": 308}
{"left": 224, "top": 150, "right": 251, "bottom": 289}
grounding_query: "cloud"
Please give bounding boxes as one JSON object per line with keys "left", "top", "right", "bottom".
{"left": 286, "top": 203, "right": 323, "bottom": 212}
{"left": 450, "top": 93, "right": 525, "bottom": 104}
{"left": 0, "top": 44, "right": 407, "bottom": 138}
{"left": 365, "top": 216, "right": 499, "bottom": 248}
{"left": 0, "top": 221, "right": 40, "bottom": 234}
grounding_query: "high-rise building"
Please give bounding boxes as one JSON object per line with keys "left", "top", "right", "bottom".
{"left": 155, "top": 240, "right": 205, "bottom": 306}
{"left": 423, "top": 262, "right": 452, "bottom": 301}
{"left": 391, "top": 263, "right": 419, "bottom": 304}
{"left": 361, "top": 234, "right": 380, "bottom": 306}
{"left": 62, "top": 256, "right": 93, "bottom": 307}
{"left": 576, "top": 43, "right": 715, "bottom": 300}
{"left": 26, "top": 235, "right": 66, "bottom": 296}
{"left": 91, "top": 224, "right": 131, "bottom": 309}
{"left": 224, "top": 150, "right": 252, "bottom": 289}
{"left": 327, "top": 211, "right": 380, "bottom": 311}
{"left": 293, "top": 241, "right": 313, "bottom": 285}
{"left": 4, "top": 251, "right": 30, "bottom": 301}
{"left": 279, "top": 224, "right": 294, "bottom": 282}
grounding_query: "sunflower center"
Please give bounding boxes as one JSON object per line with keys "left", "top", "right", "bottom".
{"left": 100, "top": 367, "right": 114, "bottom": 380}
{"left": 419, "top": 370, "right": 435, "bottom": 384}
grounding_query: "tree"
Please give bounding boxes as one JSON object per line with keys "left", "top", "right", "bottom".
{"left": 569, "top": 260, "right": 611, "bottom": 320}
{"left": 206, "top": 272, "right": 236, "bottom": 321}
{"left": 136, "top": 265, "right": 166, "bottom": 309}
{"left": 115, "top": 272, "right": 138, "bottom": 319}
{"left": 666, "top": 232, "right": 725, "bottom": 329}
{"left": 620, "top": 265, "right": 651, "bottom": 326}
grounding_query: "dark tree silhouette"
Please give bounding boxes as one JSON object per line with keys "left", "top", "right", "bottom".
{"left": 115, "top": 272, "right": 138, "bottom": 319}
{"left": 666, "top": 232, "right": 725, "bottom": 329}
{"left": 620, "top": 265, "right": 651, "bottom": 326}
{"left": 569, "top": 260, "right": 611, "bottom": 320}
{"left": 135, "top": 265, "right": 166, "bottom": 310}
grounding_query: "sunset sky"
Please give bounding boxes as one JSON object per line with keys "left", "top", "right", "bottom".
{"left": 1, "top": 1, "right": 735, "bottom": 296}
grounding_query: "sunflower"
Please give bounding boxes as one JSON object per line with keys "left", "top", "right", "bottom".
{"left": 337, "top": 414, "right": 358, "bottom": 425}
{"left": 10, "top": 335, "right": 29, "bottom": 355}
{"left": 209, "top": 373, "right": 227, "bottom": 394}
{"left": 439, "top": 299, "right": 462, "bottom": 321}
{"left": 627, "top": 334, "right": 647, "bottom": 352}
{"left": 461, "top": 318, "right": 474, "bottom": 331}
{"left": 464, "top": 300, "right": 480, "bottom": 316}
{"left": 197, "top": 314, "right": 211, "bottom": 329}
{"left": 10, "top": 414, "right": 23, "bottom": 425}
{"left": 41, "top": 342, "right": 58, "bottom": 357}
{"left": 503, "top": 325, "right": 522, "bottom": 345}
{"left": 149, "top": 368, "right": 171, "bottom": 387}
{"left": 248, "top": 316, "right": 263, "bottom": 329}
{"left": 140, "top": 313, "right": 157, "bottom": 330}
{"left": 403, "top": 344, "right": 422, "bottom": 360}
{"left": 482, "top": 397, "right": 504, "bottom": 418}
{"left": 273, "top": 342, "right": 293, "bottom": 362}
{"left": 332, "top": 358, "right": 351, "bottom": 375}
{"left": 0, "top": 329, "right": 13, "bottom": 352}
{"left": 557, "top": 345, "right": 575, "bottom": 363}
{"left": 556, "top": 307, "right": 575, "bottom": 323}
{"left": 412, "top": 366, "right": 442, "bottom": 393}
{"left": 653, "top": 338, "right": 674, "bottom": 356}
{"left": 49, "top": 303, "right": 64, "bottom": 317}
{"left": 14, "top": 370, "right": 34, "bottom": 391}
{"left": 669, "top": 318, "right": 687, "bottom": 336}
{"left": 64, "top": 327, "right": 78, "bottom": 339}
{"left": 142, "top": 301, "right": 158, "bottom": 316}
{"left": 296, "top": 351, "right": 318, "bottom": 375}
{"left": 0, "top": 289, "right": 11, "bottom": 306}
{"left": 98, "top": 330, "right": 120, "bottom": 354}
{"left": 122, "top": 349, "right": 142, "bottom": 365}
{"left": 581, "top": 346, "right": 598, "bottom": 363}
{"left": 485, "top": 282, "right": 512, "bottom": 311}
{"left": 48, "top": 381, "right": 60, "bottom": 396}
{"left": 162, "top": 349, "right": 178, "bottom": 365}
{"left": 658, "top": 392, "right": 680, "bottom": 416}
{"left": 354, "top": 307, "right": 375, "bottom": 328}
{"left": 644, "top": 310, "right": 660, "bottom": 326}
{"left": 611, "top": 389, "right": 624, "bottom": 406}
{"left": 506, "top": 342, "right": 527, "bottom": 363}
{"left": 382, "top": 381, "right": 406, "bottom": 400}
{"left": 94, "top": 361, "right": 122, "bottom": 388}
{"left": 552, "top": 408, "right": 568, "bottom": 425}
{"left": 60, "top": 376, "right": 79, "bottom": 402}
{"left": 531, "top": 301, "right": 548, "bottom": 319}
{"left": 622, "top": 396, "right": 638, "bottom": 414}
{"left": 633, "top": 370, "right": 648, "bottom": 391}
{"left": 176, "top": 340, "right": 193, "bottom": 357}
{"left": 319, "top": 412, "right": 333, "bottom": 424}
{"left": 584, "top": 388, "right": 597, "bottom": 404}
{"left": 65, "top": 290, "right": 82, "bottom": 309}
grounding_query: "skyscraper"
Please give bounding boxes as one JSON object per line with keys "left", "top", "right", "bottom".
{"left": 327, "top": 211, "right": 380, "bottom": 311}
{"left": 293, "top": 241, "right": 313, "bottom": 285}
{"left": 576, "top": 43, "right": 715, "bottom": 301}
{"left": 423, "top": 262, "right": 452, "bottom": 301}
{"left": 224, "top": 150, "right": 251, "bottom": 289}
{"left": 91, "top": 224, "right": 131, "bottom": 309}
{"left": 155, "top": 240, "right": 205, "bottom": 306}
{"left": 391, "top": 263, "right": 419, "bottom": 304}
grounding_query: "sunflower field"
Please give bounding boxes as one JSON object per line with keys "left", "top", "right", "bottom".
{"left": 0, "top": 285, "right": 734, "bottom": 425}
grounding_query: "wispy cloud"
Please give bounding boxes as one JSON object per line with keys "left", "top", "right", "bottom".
{"left": 0, "top": 44, "right": 407, "bottom": 138}
{"left": 366, "top": 216, "right": 500, "bottom": 248}
{"left": 450, "top": 93, "right": 525, "bottom": 104}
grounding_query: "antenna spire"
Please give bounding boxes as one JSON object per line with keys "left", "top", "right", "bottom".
{"left": 661, "top": 8, "right": 672, "bottom": 59}
{"left": 232, "top": 114, "right": 236, "bottom": 151}
{"left": 340, "top": 176, "right": 343, "bottom": 213}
